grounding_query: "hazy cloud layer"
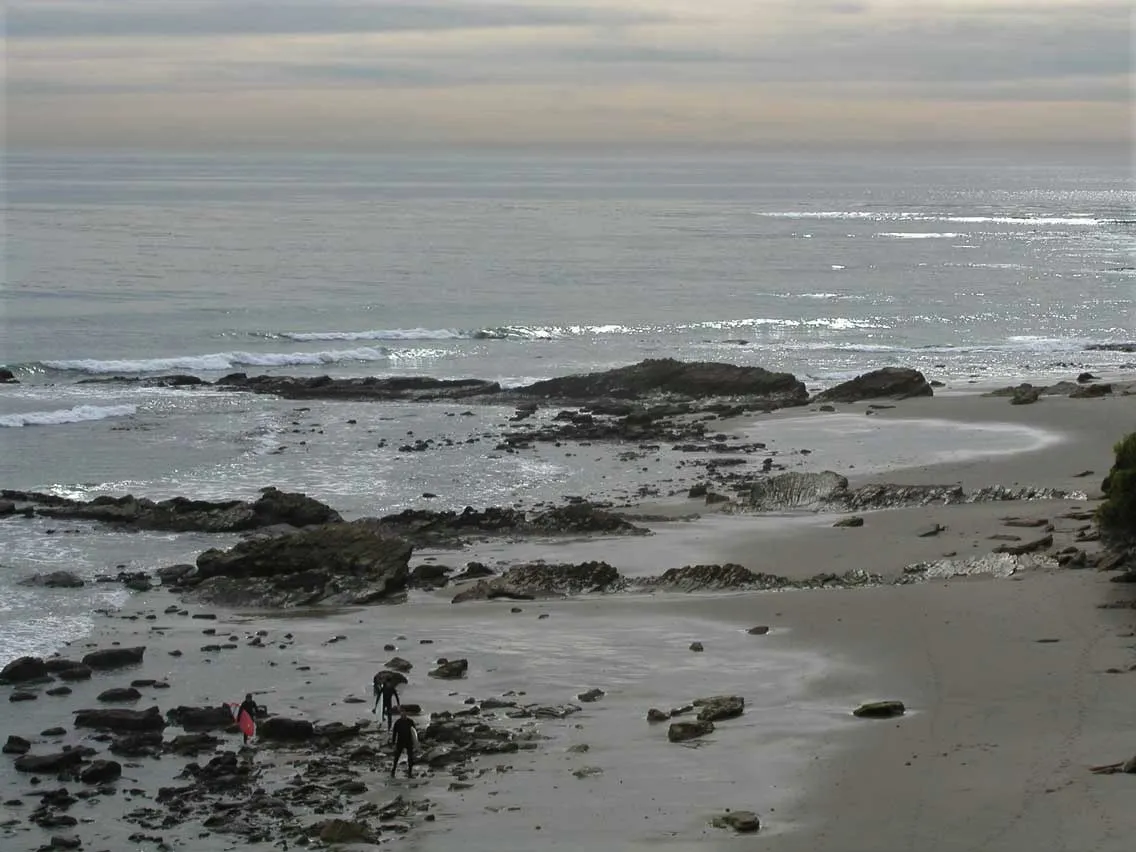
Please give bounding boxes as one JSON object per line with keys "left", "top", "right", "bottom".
{"left": 7, "top": 0, "right": 1132, "bottom": 149}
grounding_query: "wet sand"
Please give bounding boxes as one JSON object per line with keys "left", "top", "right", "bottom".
{"left": 3, "top": 386, "right": 1135, "bottom": 851}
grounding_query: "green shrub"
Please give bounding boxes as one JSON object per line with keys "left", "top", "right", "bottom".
{"left": 1098, "top": 432, "right": 1136, "bottom": 546}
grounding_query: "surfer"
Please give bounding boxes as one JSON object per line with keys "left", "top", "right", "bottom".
{"left": 389, "top": 706, "right": 418, "bottom": 779}
{"left": 372, "top": 675, "right": 401, "bottom": 732}
{"left": 237, "top": 693, "right": 260, "bottom": 745}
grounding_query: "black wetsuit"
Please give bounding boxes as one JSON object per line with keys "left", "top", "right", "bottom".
{"left": 374, "top": 680, "right": 400, "bottom": 729}
{"left": 390, "top": 716, "right": 417, "bottom": 777}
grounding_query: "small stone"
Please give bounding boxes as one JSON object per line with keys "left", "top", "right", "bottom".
{"left": 711, "top": 810, "right": 760, "bottom": 833}
{"left": 746, "top": 626, "right": 770, "bottom": 635}
{"left": 689, "top": 641, "right": 704, "bottom": 652}
{"left": 853, "top": 700, "right": 906, "bottom": 719}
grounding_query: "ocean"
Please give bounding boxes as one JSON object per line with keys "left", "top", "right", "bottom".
{"left": 1, "top": 150, "right": 1132, "bottom": 659}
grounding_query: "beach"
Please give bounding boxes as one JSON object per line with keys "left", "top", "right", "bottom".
{"left": 3, "top": 384, "right": 1134, "bottom": 852}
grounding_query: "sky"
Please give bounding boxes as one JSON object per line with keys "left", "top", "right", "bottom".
{"left": 4, "top": 0, "right": 1133, "bottom": 151}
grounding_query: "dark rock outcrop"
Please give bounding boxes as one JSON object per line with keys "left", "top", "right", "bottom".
{"left": 452, "top": 561, "right": 625, "bottom": 603}
{"left": 429, "top": 659, "right": 469, "bottom": 680}
{"left": 17, "top": 571, "right": 85, "bottom": 589}
{"left": 79, "top": 759, "right": 122, "bottom": 784}
{"left": 14, "top": 748, "right": 92, "bottom": 773}
{"left": 711, "top": 811, "right": 760, "bottom": 833}
{"left": 185, "top": 520, "right": 411, "bottom": 608}
{"left": 97, "top": 687, "right": 142, "bottom": 703}
{"left": 695, "top": 695, "right": 745, "bottom": 722}
{"left": 668, "top": 720, "right": 714, "bottom": 742}
{"left": 0, "top": 486, "right": 340, "bottom": 533}
{"left": 813, "top": 368, "right": 933, "bottom": 403}
{"left": 257, "top": 717, "right": 315, "bottom": 741}
{"left": 747, "top": 471, "right": 849, "bottom": 511}
{"left": 511, "top": 358, "right": 808, "bottom": 406}
{"left": 0, "top": 656, "right": 49, "bottom": 684}
{"left": 82, "top": 647, "right": 145, "bottom": 670}
{"left": 74, "top": 706, "right": 166, "bottom": 732}
{"left": 853, "top": 700, "right": 906, "bottom": 718}
{"left": 217, "top": 373, "right": 500, "bottom": 401}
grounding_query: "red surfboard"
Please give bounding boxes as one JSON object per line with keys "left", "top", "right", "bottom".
{"left": 227, "top": 703, "right": 256, "bottom": 738}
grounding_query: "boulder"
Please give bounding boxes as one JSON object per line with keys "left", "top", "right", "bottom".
{"left": 853, "top": 700, "right": 906, "bottom": 719}
{"left": 189, "top": 520, "right": 411, "bottom": 608}
{"left": 74, "top": 706, "right": 166, "bottom": 732}
{"left": 167, "top": 732, "right": 222, "bottom": 756}
{"left": 14, "top": 748, "right": 91, "bottom": 773}
{"left": 385, "top": 656, "right": 413, "bottom": 673}
{"left": 577, "top": 688, "right": 605, "bottom": 702}
{"left": 81, "top": 647, "right": 145, "bottom": 670}
{"left": 429, "top": 659, "right": 469, "bottom": 680}
{"left": 834, "top": 516, "right": 864, "bottom": 528}
{"left": 0, "top": 656, "right": 49, "bottom": 684}
{"left": 317, "top": 818, "right": 376, "bottom": 844}
{"left": 97, "top": 687, "right": 142, "bottom": 703}
{"left": 218, "top": 373, "right": 500, "bottom": 402}
{"left": 993, "top": 534, "right": 1053, "bottom": 555}
{"left": 166, "top": 705, "right": 235, "bottom": 731}
{"left": 258, "top": 717, "right": 315, "bottom": 741}
{"left": 2, "top": 735, "right": 31, "bottom": 754}
{"left": 79, "top": 759, "right": 122, "bottom": 784}
{"left": 695, "top": 695, "right": 744, "bottom": 722}
{"left": 511, "top": 358, "right": 809, "bottom": 406}
{"left": 747, "top": 471, "right": 849, "bottom": 511}
{"left": 711, "top": 810, "right": 761, "bottom": 833}
{"left": 813, "top": 368, "right": 933, "bottom": 403}
{"left": 17, "top": 571, "right": 85, "bottom": 589}
{"left": 668, "top": 720, "right": 715, "bottom": 742}
{"left": 56, "top": 665, "right": 92, "bottom": 682}
{"left": 647, "top": 708, "right": 671, "bottom": 723}
{"left": 1010, "top": 385, "right": 1042, "bottom": 405}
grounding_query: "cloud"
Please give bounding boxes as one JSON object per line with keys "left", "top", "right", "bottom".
{"left": 6, "top": 0, "right": 1131, "bottom": 149}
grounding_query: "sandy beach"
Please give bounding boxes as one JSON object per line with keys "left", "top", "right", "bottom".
{"left": 3, "top": 385, "right": 1135, "bottom": 852}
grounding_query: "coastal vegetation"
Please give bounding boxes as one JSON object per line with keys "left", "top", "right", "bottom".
{"left": 1098, "top": 432, "right": 1136, "bottom": 549}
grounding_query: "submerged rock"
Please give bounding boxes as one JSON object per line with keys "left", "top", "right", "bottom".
{"left": 17, "top": 571, "right": 85, "bottom": 589}
{"left": 0, "top": 656, "right": 49, "bottom": 684}
{"left": 695, "top": 695, "right": 744, "bottom": 722}
{"left": 852, "top": 700, "right": 906, "bottom": 719}
{"left": 668, "top": 720, "right": 714, "bottom": 742}
{"left": 82, "top": 647, "right": 145, "bottom": 670}
{"left": 217, "top": 373, "right": 500, "bottom": 401}
{"left": 711, "top": 810, "right": 761, "bottom": 833}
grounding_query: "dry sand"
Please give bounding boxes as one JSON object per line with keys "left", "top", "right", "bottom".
{"left": 3, "top": 386, "right": 1135, "bottom": 852}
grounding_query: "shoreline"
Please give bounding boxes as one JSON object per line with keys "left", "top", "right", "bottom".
{"left": 2, "top": 384, "right": 1135, "bottom": 851}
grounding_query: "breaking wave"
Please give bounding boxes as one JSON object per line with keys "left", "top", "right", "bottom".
{"left": 0, "top": 404, "right": 137, "bottom": 428}
{"left": 757, "top": 211, "right": 1106, "bottom": 226}
{"left": 36, "top": 347, "right": 400, "bottom": 375}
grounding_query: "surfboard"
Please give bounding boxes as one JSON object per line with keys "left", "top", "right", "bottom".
{"left": 409, "top": 726, "right": 419, "bottom": 750}
{"left": 227, "top": 702, "right": 256, "bottom": 738}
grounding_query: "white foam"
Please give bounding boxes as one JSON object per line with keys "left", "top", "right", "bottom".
{"left": 759, "top": 211, "right": 1104, "bottom": 226}
{"left": 41, "top": 347, "right": 395, "bottom": 374}
{"left": 878, "top": 232, "right": 965, "bottom": 239}
{"left": 0, "top": 404, "right": 137, "bottom": 428}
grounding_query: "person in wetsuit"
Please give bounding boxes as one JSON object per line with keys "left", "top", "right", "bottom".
{"left": 372, "top": 674, "right": 401, "bottom": 732}
{"left": 237, "top": 693, "right": 260, "bottom": 745}
{"left": 389, "top": 707, "right": 418, "bottom": 778}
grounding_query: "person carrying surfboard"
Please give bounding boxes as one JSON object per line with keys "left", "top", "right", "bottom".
{"left": 389, "top": 706, "right": 418, "bottom": 779}
{"left": 237, "top": 693, "right": 260, "bottom": 745}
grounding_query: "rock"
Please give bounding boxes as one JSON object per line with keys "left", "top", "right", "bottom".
{"left": 189, "top": 520, "right": 411, "bottom": 608}
{"left": 317, "top": 818, "right": 376, "bottom": 844}
{"left": 834, "top": 515, "right": 865, "bottom": 527}
{"left": 97, "top": 687, "right": 142, "bottom": 703}
{"left": 258, "top": 717, "right": 314, "bottom": 741}
{"left": 9, "top": 691, "right": 37, "bottom": 702}
{"left": 81, "top": 646, "right": 145, "bottom": 670}
{"left": 577, "top": 688, "right": 605, "bottom": 702}
{"left": 651, "top": 563, "right": 758, "bottom": 592}
{"left": 167, "top": 733, "right": 222, "bottom": 756}
{"left": 711, "top": 810, "right": 760, "bottom": 833}
{"left": 511, "top": 358, "right": 809, "bottom": 406}
{"left": 853, "top": 700, "right": 906, "bottom": 719}
{"left": 49, "top": 835, "right": 82, "bottom": 849}
{"left": 408, "top": 563, "right": 451, "bottom": 587}
{"left": 647, "top": 708, "right": 671, "bottom": 723}
{"left": 1070, "top": 383, "right": 1112, "bottom": 399}
{"left": 1010, "top": 385, "right": 1042, "bottom": 405}
{"left": 17, "top": 571, "right": 85, "bottom": 589}
{"left": 688, "top": 484, "right": 709, "bottom": 499}
{"left": 385, "top": 656, "right": 413, "bottom": 673}
{"left": 1122, "top": 755, "right": 1136, "bottom": 774}
{"left": 0, "top": 656, "right": 49, "bottom": 684}
{"left": 156, "top": 563, "right": 195, "bottom": 584}
{"left": 695, "top": 695, "right": 744, "bottom": 722}
{"left": 74, "top": 706, "right": 166, "bottom": 732}
{"left": 0, "top": 368, "right": 18, "bottom": 383}
{"left": 452, "top": 561, "right": 625, "bottom": 602}
{"left": 5, "top": 486, "right": 341, "bottom": 533}
{"left": 668, "top": 720, "right": 715, "bottom": 742}
{"left": 2, "top": 735, "right": 31, "bottom": 754}
{"left": 993, "top": 534, "right": 1053, "bottom": 555}
{"left": 219, "top": 372, "right": 500, "bottom": 401}
{"left": 746, "top": 626, "right": 770, "bottom": 635}
{"left": 689, "top": 641, "right": 704, "bottom": 652}
{"left": 747, "top": 471, "right": 849, "bottom": 511}
{"left": 572, "top": 766, "right": 603, "bottom": 779}
{"left": 813, "top": 368, "right": 933, "bottom": 403}
{"left": 429, "top": 659, "right": 469, "bottom": 679}
{"left": 1077, "top": 372, "right": 1096, "bottom": 383}
{"left": 166, "top": 705, "right": 239, "bottom": 731}
{"left": 916, "top": 524, "right": 946, "bottom": 537}
{"left": 14, "top": 748, "right": 90, "bottom": 773}
{"left": 80, "top": 759, "right": 122, "bottom": 784}
{"left": 56, "top": 665, "right": 92, "bottom": 682}
{"left": 379, "top": 505, "right": 648, "bottom": 547}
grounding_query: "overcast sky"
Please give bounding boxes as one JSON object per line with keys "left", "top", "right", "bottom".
{"left": 5, "top": 0, "right": 1132, "bottom": 151}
